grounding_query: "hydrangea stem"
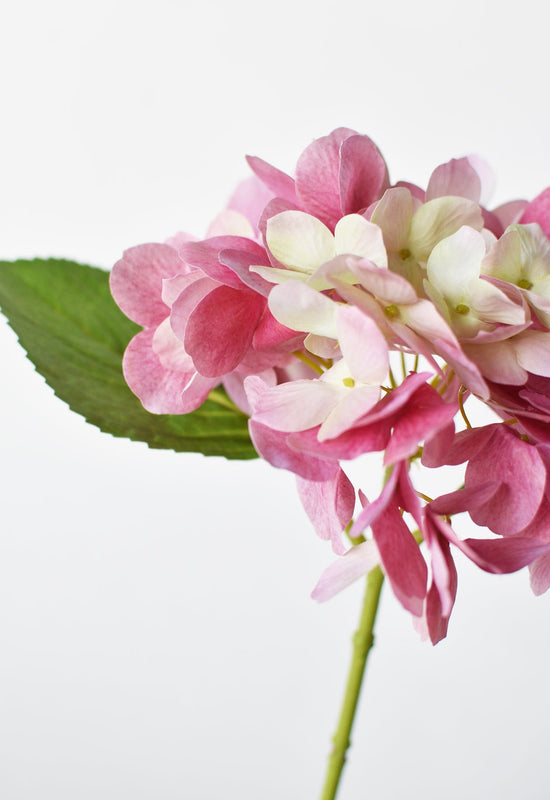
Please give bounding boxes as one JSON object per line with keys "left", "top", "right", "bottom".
{"left": 320, "top": 566, "right": 385, "bottom": 800}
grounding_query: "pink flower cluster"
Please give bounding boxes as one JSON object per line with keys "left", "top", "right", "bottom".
{"left": 110, "top": 128, "right": 550, "bottom": 643}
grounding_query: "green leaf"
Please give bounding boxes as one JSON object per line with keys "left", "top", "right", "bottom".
{"left": 0, "top": 259, "right": 258, "bottom": 459}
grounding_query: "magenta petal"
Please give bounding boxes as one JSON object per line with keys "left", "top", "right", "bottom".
{"left": 350, "top": 467, "right": 399, "bottom": 539}
{"left": 295, "top": 128, "right": 358, "bottom": 229}
{"left": 424, "top": 522, "right": 458, "bottom": 645}
{"left": 520, "top": 187, "right": 550, "bottom": 238}
{"left": 110, "top": 243, "right": 183, "bottom": 327}
{"left": 384, "top": 384, "right": 457, "bottom": 465}
{"left": 339, "top": 134, "right": 390, "bottom": 215}
{"left": 185, "top": 286, "right": 265, "bottom": 377}
{"left": 372, "top": 502, "right": 427, "bottom": 617}
{"left": 297, "top": 469, "right": 355, "bottom": 555}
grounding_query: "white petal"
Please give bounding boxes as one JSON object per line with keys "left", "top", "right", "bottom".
{"left": 426, "top": 226, "right": 486, "bottom": 303}
{"left": 268, "top": 281, "right": 338, "bottom": 338}
{"left": 410, "top": 198, "right": 484, "bottom": 262}
{"left": 266, "top": 210, "right": 335, "bottom": 273}
{"left": 334, "top": 215, "right": 388, "bottom": 267}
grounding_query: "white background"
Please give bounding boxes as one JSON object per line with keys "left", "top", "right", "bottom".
{"left": 2, "top": 1, "right": 550, "bottom": 798}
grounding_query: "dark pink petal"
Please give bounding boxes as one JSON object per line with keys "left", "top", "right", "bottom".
{"left": 295, "top": 127, "right": 358, "bottom": 229}
{"left": 179, "top": 237, "right": 267, "bottom": 289}
{"left": 122, "top": 329, "right": 214, "bottom": 414}
{"left": 245, "top": 155, "right": 298, "bottom": 205}
{"left": 423, "top": 514, "right": 458, "bottom": 645}
{"left": 431, "top": 513, "right": 550, "bottom": 573}
{"left": 218, "top": 248, "right": 272, "bottom": 295}
{"left": 185, "top": 286, "right": 265, "bottom": 377}
{"left": 349, "top": 467, "right": 399, "bottom": 539}
{"left": 384, "top": 383, "right": 458, "bottom": 465}
{"left": 297, "top": 469, "right": 355, "bottom": 555}
{"left": 465, "top": 425, "right": 546, "bottom": 535}
{"left": 110, "top": 243, "right": 184, "bottom": 327}
{"left": 339, "top": 134, "right": 390, "bottom": 215}
{"left": 529, "top": 551, "right": 550, "bottom": 595}
{"left": 252, "top": 308, "right": 304, "bottom": 351}
{"left": 520, "top": 187, "right": 550, "bottom": 238}
{"left": 430, "top": 482, "right": 500, "bottom": 517}
{"left": 248, "top": 420, "right": 337, "bottom": 481}
{"left": 423, "top": 423, "right": 495, "bottom": 467}
{"left": 372, "top": 502, "right": 427, "bottom": 616}
{"left": 421, "top": 421, "right": 456, "bottom": 468}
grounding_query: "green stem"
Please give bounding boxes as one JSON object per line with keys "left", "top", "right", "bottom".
{"left": 320, "top": 566, "right": 385, "bottom": 800}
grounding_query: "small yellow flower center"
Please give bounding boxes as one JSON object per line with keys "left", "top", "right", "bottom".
{"left": 384, "top": 304, "right": 400, "bottom": 318}
{"left": 342, "top": 377, "right": 355, "bottom": 388}
{"left": 398, "top": 248, "right": 412, "bottom": 260}
{"left": 518, "top": 278, "right": 533, "bottom": 290}
{"left": 455, "top": 303, "right": 470, "bottom": 315}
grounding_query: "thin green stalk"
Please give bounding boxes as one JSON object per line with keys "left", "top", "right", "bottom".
{"left": 320, "top": 566, "right": 385, "bottom": 800}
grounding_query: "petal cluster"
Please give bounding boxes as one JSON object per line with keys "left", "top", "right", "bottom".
{"left": 110, "top": 129, "right": 550, "bottom": 644}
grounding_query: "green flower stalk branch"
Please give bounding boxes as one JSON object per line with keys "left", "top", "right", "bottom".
{"left": 320, "top": 567, "right": 385, "bottom": 800}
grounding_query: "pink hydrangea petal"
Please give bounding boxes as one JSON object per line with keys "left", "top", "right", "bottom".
{"left": 350, "top": 466, "right": 399, "bottom": 539}
{"left": 424, "top": 525, "right": 458, "bottom": 645}
{"left": 529, "top": 551, "right": 550, "bottom": 595}
{"left": 223, "top": 366, "right": 277, "bottom": 415}
{"left": 336, "top": 305, "right": 389, "bottom": 385}
{"left": 464, "top": 426, "right": 546, "bottom": 535}
{"left": 493, "top": 199, "right": 528, "bottom": 229}
{"left": 520, "top": 187, "right": 550, "bottom": 238}
{"left": 152, "top": 318, "right": 194, "bottom": 372}
{"left": 426, "top": 157, "right": 482, "bottom": 202}
{"left": 349, "top": 258, "right": 418, "bottom": 305}
{"left": 251, "top": 378, "right": 342, "bottom": 432}
{"left": 179, "top": 237, "right": 267, "bottom": 289}
{"left": 251, "top": 308, "right": 304, "bottom": 351}
{"left": 123, "top": 329, "right": 214, "bottom": 414}
{"left": 110, "top": 243, "right": 184, "bottom": 327}
{"left": 372, "top": 502, "right": 427, "bottom": 617}
{"left": 226, "top": 175, "right": 276, "bottom": 233}
{"left": 185, "top": 286, "right": 265, "bottom": 377}
{"left": 297, "top": 469, "right": 355, "bottom": 555}
{"left": 247, "top": 418, "right": 338, "bottom": 481}
{"left": 311, "top": 541, "right": 381, "bottom": 602}
{"left": 384, "top": 384, "right": 458, "bottom": 465}
{"left": 295, "top": 127, "right": 358, "bottom": 229}
{"left": 245, "top": 155, "right": 298, "bottom": 205}
{"left": 370, "top": 187, "right": 416, "bottom": 252}
{"left": 318, "top": 385, "right": 381, "bottom": 441}
{"left": 170, "top": 276, "right": 218, "bottom": 342}
{"left": 161, "top": 273, "right": 202, "bottom": 308}
{"left": 339, "top": 134, "right": 390, "bottom": 215}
